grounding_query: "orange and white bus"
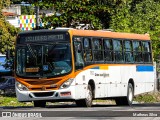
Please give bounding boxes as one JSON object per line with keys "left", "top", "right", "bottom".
{"left": 15, "top": 29, "right": 154, "bottom": 107}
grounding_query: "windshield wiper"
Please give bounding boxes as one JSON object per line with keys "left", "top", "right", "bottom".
{"left": 27, "top": 44, "right": 38, "bottom": 65}
{"left": 27, "top": 44, "right": 37, "bottom": 59}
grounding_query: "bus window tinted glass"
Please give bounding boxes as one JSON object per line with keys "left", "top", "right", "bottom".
{"left": 124, "top": 41, "right": 134, "bottom": 63}
{"left": 83, "top": 38, "right": 92, "bottom": 61}
{"left": 142, "top": 42, "right": 150, "bottom": 52}
{"left": 142, "top": 42, "right": 152, "bottom": 62}
{"left": 93, "top": 39, "right": 103, "bottom": 61}
{"left": 74, "top": 37, "right": 84, "bottom": 69}
{"left": 133, "top": 41, "right": 141, "bottom": 52}
{"left": 113, "top": 40, "right": 123, "bottom": 62}
{"left": 133, "top": 41, "right": 142, "bottom": 62}
{"left": 84, "top": 38, "right": 91, "bottom": 49}
{"left": 104, "top": 39, "right": 113, "bottom": 61}
{"left": 124, "top": 41, "right": 132, "bottom": 51}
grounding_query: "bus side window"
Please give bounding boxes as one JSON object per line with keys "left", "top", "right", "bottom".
{"left": 73, "top": 37, "right": 84, "bottom": 70}
{"left": 142, "top": 41, "right": 152, "bottom": 63}
{"left": 92, "top": 38, "right": 103, "bottom": 61}
{"left": 104, "top": 39, "right": 113, "bottom": 62}
{"left": 113, "top": 40, "right": 124, "bottom": 62}
{"left": 133, "top": 41, "right": 143, "bottom": 63}
{"left": 124, "top": 40, "right": 134, "bottom": 63}
{"left": 83, "top": 38, "right": 93, "bottom": 62}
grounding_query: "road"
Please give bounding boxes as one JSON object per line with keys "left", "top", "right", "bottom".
{"left": 1, "top": 102, "right": 160, "bottom": 120}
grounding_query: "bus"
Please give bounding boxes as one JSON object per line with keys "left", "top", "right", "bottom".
{"left": 15, "top": 29, "right": 154, "bottom": 107}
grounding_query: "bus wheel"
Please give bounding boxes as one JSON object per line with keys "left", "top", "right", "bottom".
{"left": 115, "top": 83, "right": 133, "bottom": 106}
{"left": 127, "top": 83, "right": 134, "bottom": 106}
{"left": 75, "top": 84, "right": 93, "bottom": 107}
{"left": 34, "top": 101, "right": 46, "bottom": 107}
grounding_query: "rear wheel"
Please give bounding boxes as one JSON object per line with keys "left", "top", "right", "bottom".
{"left": 115, "top": 83, "right": 134, "bottom": 106}
{"left": 127, "top": 83, "right": 134, "bottom": 105}
{"left": 75, "top": 84, "right": 93, "bottom": 107}
{"left": 34, "top": 101, "right": 46, "bottom": 107}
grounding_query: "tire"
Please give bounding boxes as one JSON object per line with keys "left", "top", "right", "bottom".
{"left": 75, "top": 84, "right": 93, "bottom": 107}
{"left": 34, "top": 101, "right": 46, "bottom": 107}
{"left": 115, "top": 83, "right": 134, "bottom": 106}
{"left": 127, "top": 83, "right": 134, "bottom": 106}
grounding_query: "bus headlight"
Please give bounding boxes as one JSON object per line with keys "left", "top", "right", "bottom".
{"left": 16, "top": 82, "right": 28, "bottom": 91}
{"left": 60, "top": 78, "right": 74, "bottom": 89}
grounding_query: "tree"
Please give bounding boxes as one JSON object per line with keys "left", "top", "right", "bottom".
{"left": 38, "top": 0, "right": 112, "bottom": 29}
{"left": 10, "top": 0, "right": 160, "bottom": 62}
{"left": 15, "top": 0, "right": 129, "bottom": 29}
{"left": 21, "top": 5, "right": 34, "bottom": 15}
{"left": 110, "top": 0, "right": 160, "bottom": 61}
{"left": 0, "top": 0, "right": 20, "bottom": 55}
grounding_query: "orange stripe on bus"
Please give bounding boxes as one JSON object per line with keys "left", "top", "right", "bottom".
{"left": 69, "top": 29, "right": 150, "bottom": 40}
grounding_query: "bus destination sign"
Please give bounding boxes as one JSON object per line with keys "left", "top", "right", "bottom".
{"left": 18, "top": 34, "right": 66, "bottom": 44}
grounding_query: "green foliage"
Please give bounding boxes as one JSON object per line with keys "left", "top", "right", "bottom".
{"left": 110, "top": 0, "right": 160, "bottom": 61}
{"left": 0, "top": 0, "right": 10, "bottom": 10}
{"left": 134, "top": 94, "right": 156, "bottom": 103}
{"left": 133, "top": 92, "right": 160, "bottom": 103}
{"left": 19, "top": 0, "right": 159, "bottom": 61}
{"left": 0, "top": 96, "right": 33, "bottom": 106}
{"left": 40, "top": 0, "right": 111, "bottom": 29}
{"left": 21, "top": 5, "right": 34, "bottom": 15}
{"left": 0, "top": 19, "right": 20, "bottom": 54}
{"left": 0, "top": 0, "right": 21, "bottom": 54}
{"left": 2, "top": 0, "right": 160, "bottom": 61}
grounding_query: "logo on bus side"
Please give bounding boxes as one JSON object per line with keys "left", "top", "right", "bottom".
{"left": 95, "top": 73, "right": 109, "bottom": 78}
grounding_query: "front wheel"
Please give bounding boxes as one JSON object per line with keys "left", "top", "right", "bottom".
{"left": 75, "top": 84, "right": 93, "bottom": 107}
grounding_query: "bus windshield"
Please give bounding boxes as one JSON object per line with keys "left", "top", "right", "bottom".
{"left": 16, "top": 43, "right": 72, "bottom": 78}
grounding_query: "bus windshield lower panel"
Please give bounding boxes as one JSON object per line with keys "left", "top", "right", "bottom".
{"left": 16, "top": 43, "right": 72, "bottom": 78}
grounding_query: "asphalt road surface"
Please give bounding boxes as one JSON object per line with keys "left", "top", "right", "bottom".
{"left": 1, "top": 102, "right": 160, "bottom": 120}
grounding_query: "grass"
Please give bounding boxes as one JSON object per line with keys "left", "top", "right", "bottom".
{"left": 133, "top": 92, "right": 160, "bottom": 103}
{"left": 0, "top": 92, "right": 160, "bottom": 107}
{"left": 0, "top": 95, "right": 33, "bottom": 107}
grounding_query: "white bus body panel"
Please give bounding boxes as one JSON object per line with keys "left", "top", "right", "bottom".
{"left": 16, "top": 81, "right": 77, "bottom": 102}
{"left": 74, "top": 65, "right": 154, "bottom": 99}
{"left": 16, "top": 65, "right": 154, "bottom": 102}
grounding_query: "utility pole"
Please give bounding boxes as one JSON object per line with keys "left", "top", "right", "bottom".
{"left": 35, "top": 5, "right": 39, "bottom": 30}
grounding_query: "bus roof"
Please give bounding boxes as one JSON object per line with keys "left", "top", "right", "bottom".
{"left": 18, "top": 29, "right": 150, "bottom": 41}
{"left": 18, "top": 29, "right": 68, "bottom": 35}
{"left": 69, "top": 29, "right": 150, "bottom": 40}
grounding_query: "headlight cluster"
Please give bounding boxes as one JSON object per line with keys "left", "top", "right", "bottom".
{"left": 16, "top": 82, "right": 28, "bottom": 91}
{"left": 60, "top": 78, "right": 74, "bottom": 89}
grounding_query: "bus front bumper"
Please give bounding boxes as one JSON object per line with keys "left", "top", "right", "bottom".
{"left": 16, "top": 87, "right": 76, "bottom": 102}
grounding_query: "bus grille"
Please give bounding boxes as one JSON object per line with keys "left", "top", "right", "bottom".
{"left": 31, "top": 87, "right": 57, "bottom": 91}
{"left": 33, "top": 92, "right": 54, "bottom": 97}
{"left": 26, "top": 79, "right": 61, "bottom": 85}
